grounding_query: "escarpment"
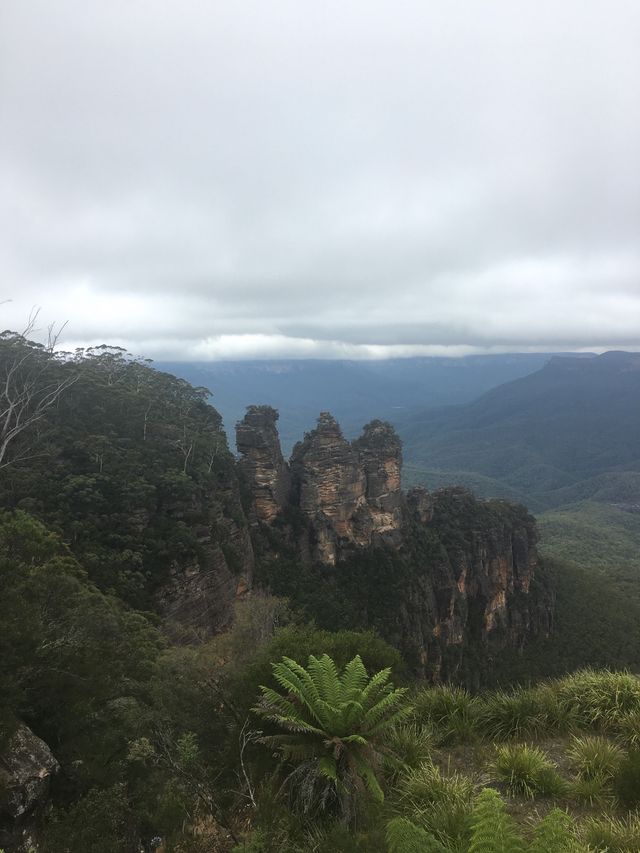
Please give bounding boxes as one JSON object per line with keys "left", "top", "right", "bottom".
{"left": 236, "top": 408, "right": 553, "bottom": 681}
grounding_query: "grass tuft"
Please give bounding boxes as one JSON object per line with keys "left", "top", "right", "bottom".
{"left": 493, "top": 744, "right": 566, "bottom": 799}
{"left": 554, "top": 669, "right": 640, "bottom": 731}
{"left": 412, "top": 684, "right": 479, "bottom": 745}
{"left": 583, "top": 811, "right": 640, "bottom": 852}
{"left": 396, "top": 760, "right": 475, "bottom": 849}
{"left": 566, "top": 735, "right": 623, "bottom": 780}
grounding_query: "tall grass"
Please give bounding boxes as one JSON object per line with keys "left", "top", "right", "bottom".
{"left": 566, "top": 735, "right": 623, "bottom": 780}
{"left": 493, "top": 744, "right": 566, "bottom": 799}
{"left": 396, "top": 761, "right": 475, "bottom": 849}
{"left": 583, "top": 812, "right": 640, "bottom": 852}
{"left": 412, "top": 685, "right": 479, "bottom": 745}
{"left": 478, "top": 687, "right": 553, "bottom": 740}
{"left": 553, "top": 669, "right": 640, "bottom": 731}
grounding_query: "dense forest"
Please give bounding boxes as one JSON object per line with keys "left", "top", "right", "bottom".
{"left": 2, "top": 332, "right": 640, "bottom": 852}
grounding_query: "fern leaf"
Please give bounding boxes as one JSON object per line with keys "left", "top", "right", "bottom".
{"left": 386, "top": 817, "right": 448, "bottom": 853}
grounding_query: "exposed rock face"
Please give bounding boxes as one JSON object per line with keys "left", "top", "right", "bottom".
{"left": 353, "top": 419, "right": 404, "bottom": 546}
{"left": 290, "top": 413, "right": 369, "bottom": 564}
{"left": 406, "top": 486, "right": 434, "bottom": 525}
{"left": 238, "top": 408, "right": 553, "bottom": 683}
{"left": 233, "top": 412, "right": 405, "bottom": 564}
{"left": 416, "top": 488, "right": 551, "bottom": 681}
{"left": 0, "top": 723, "right": 59, "bottom": 851}
{"left": 236, "top": 406, "right": 290, "bottom": 523}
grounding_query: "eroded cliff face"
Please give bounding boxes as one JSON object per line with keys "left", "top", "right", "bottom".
{"left": 403, "top": 488, "right": 552, "bottom": 681}
{"left": 237, "top": 409, "right": 405, "bottom": 564}
{"left": 236, "top": 405, "right": 290, "bottom": 523}
{"left": 237, "top": 407, "right": 553, "bottom": 681}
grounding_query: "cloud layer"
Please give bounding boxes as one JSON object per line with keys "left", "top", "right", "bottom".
{"left": 1, "top": 1, "right": 639, "bottom": 358}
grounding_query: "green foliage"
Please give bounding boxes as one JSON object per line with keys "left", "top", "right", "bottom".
{"left": 570, "top": 773, "right": 614, "bottom": 807}
{"left": 386, "top": 817, "right": 448, "bottom": 853}
{"left": 468, "top": 788, "right": 525, "bottom": 853}
{"left": 41, "top": 784, "right": 137, "bottom": 853}
{"left": 566, "top": 735, "right": 622, "bottom": 781}
{"left": 612, "top": 750, "right": 640, "bottom": 811}
{"left": 493, "top": 744, "right": 565, "bottom": 799}
{"left": 413, "top": 685, "right": 480, "bottom": 745}
{"left": 384, "top": 722, "right": 434, "bottom": 778}
{"left": 478, "top": 689, "right": 548, "bottom": 741}
{"left": 0, "top": 510, "right": 162, "bottom": 773}
{"left": 616, "top": 711, "right": 640, "bottom": 749}
{"left": 553, "top": 670, "right": 640, "bottom": 731}
{"left": 396, "top": 760, "right": 475, "bottom": 849}
{"left": 528, "top": 808, "right": 579, "bottom": 853}
{"left": 253, "top": 654, "right": 412, "bottom": 822}
{"left": 490, "top": 559, "right": 640, "bottom": 683}
{"left": 583, "top": 812, "right": 640, "bottom": 852}
{"left": 0, "top": 344, "right": 242, "bottom": 611}
{"left": 538, "top": 501, "right": 640, "bottom": 597}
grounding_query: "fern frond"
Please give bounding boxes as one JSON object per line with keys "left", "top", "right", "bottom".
{"left": 386, "top": 817, "right": 448, "bottom": 853}
{"left": 468, "top": 788, "right": 525, "bottom": 853}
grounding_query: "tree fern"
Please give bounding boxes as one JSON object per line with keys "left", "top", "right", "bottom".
{"left": 468, "top": 788, "right": 525, "bottom": 853}
{"left": 254, "top": 653, "right": 411, "bottom": 822}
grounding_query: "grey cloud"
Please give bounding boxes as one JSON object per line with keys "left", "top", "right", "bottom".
{"left": 1, "top": 0, "right": 640, "bottom": 358}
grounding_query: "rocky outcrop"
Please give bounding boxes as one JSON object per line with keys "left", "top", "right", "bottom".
{"left": 237, "top": 410, "right": 406, "bottom": 564}
{"left": 290, "top": 413, "right": 369, "bottom": 564}
{"left": 237, "top": 408, "right": 553, "bottom": 683}
{"left": 236, "top": 406, "right": 290, "bottom": 523}
{"left": 0, "top": 723, "right": 59, "bottom": 851}
{"left": 352, "top": 419, "right": 404, "bottom": 546}
{"left": 406, "top": 486, "right": 434, "bottom": 525}
{"left": 415, "top": 488, "right": 552, "bottom": 681}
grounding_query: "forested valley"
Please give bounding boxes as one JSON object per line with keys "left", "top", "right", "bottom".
{"left": 2, "top": 332, "right": 640, "bottom": 853}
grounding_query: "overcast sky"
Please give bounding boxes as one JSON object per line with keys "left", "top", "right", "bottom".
{"left": 1, "top": 1, "right": 639, "bottom": 360}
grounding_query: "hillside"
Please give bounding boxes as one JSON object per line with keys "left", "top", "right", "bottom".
{"left": 158, "top": 354, "right": 557, "bottom": 452}
{"left": 2, "top": 338, "right": 640, "bottom": 852}
{"left": 401, "top": 351, "right": 640, "bottom": 510}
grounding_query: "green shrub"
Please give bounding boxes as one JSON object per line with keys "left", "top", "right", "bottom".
{"left": 583, "top": 812, "right": 640, "bottom": 852}
{"left": 613, "top": 750, "right": 640, "bottom": 811}
{"left": 554, "top": 670, "right": 640, "bottom": 731}
{"left": 396, "top": 760, "right": 474, "bottom": 849}
{"left": 616, "top": 711, "right": 640, "bottom": 749}
{"left": 493, "top": 744, "right": 566, "bottom": 799}
{"left": 384, "top": 722, "right": 433, "bottom": 777}
{"left": 385, "top": 817, "right": 448, "bottom": 853}
{"left": 566, "top": 735, "right": 623, "bottom": 780}
{"left": 413, "top": 684, "right": 479, "bottom": 745}
{"left": 569, "top": 772, "right": 614, "bottom": 807}
{"left": 478, "top": 688, "right": 546, "bottom": 741}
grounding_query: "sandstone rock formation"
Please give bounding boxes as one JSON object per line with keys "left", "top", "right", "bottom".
{"left": 236, "top": 407, "right": 553, "bottom": 682}
{"left": 237, "top": 409, "right": 406, "bottom": 564}
{"left": 290, "top": 412, "right": 369, "bottom": 564}
{"left": 236, "top": 405, "right": 290, "bottom": 523}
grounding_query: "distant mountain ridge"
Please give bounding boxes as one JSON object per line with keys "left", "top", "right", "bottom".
{"left": 401, "top": 350, "right": 640, "bottom": 511}
{"left": 158, "top": 353, "right": 581, "bottom": 452}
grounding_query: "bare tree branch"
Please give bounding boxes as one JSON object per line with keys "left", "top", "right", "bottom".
{"left": 0, "top": 313, "right": 78, "bottom": 468}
